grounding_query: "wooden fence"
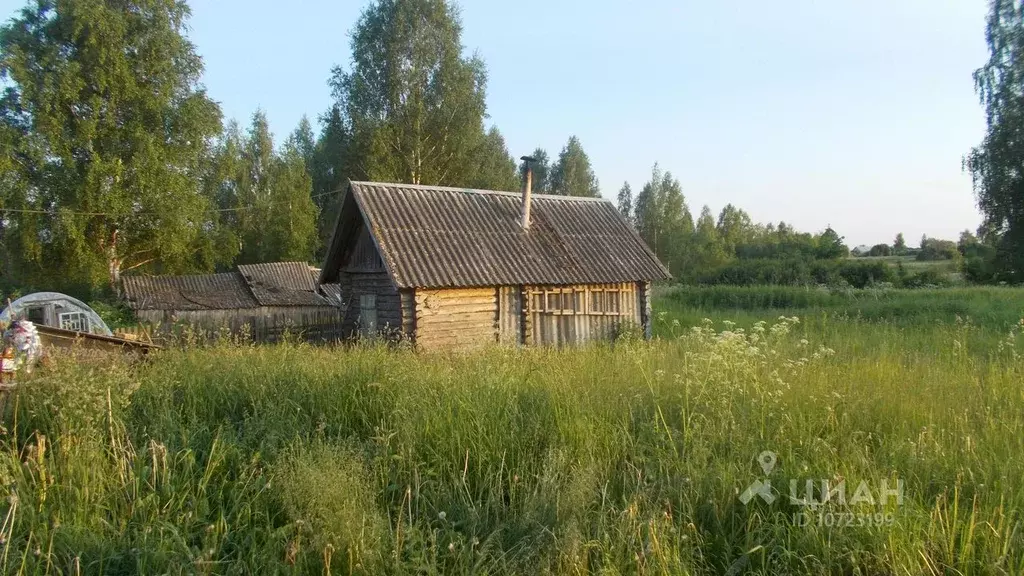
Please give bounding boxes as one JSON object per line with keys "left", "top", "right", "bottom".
{"left": 119, "top": 306, "right": 345, "bottom": 346}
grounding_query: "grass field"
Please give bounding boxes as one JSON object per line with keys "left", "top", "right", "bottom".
{"left": 1, "top": 287, "right": 1023, "bottom": 574}
{"left": 851, "top": 255, "right": 956, "bottom": 273}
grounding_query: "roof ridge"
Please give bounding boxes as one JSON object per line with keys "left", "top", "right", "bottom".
{"left": 123, "top": 270, "right": 238, "bottom": 282}
{"left": 349, "top": 181, "right": 612, "bottom": 203}
{"left": 237, "top": 261, "right": 309, "bottom": 268}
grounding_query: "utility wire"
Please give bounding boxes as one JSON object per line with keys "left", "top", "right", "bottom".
{"left": 0, "top": 190, "right": 341, "bottom": 217}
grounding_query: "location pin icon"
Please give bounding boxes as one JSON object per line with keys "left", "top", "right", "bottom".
{"left": 758, "top": 451, "right": 777, "bottom": 475}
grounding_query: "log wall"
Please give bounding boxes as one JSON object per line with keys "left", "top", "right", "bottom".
{"left": 414, "top": 287, "right": 498, "bottom": 351}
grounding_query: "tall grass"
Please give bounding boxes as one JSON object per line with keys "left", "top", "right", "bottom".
{"left": 0, "top": 291, "right": 1022, "bottom": 574}
{"left": 660, "top": 285, "right": 1024, "bottom": 331}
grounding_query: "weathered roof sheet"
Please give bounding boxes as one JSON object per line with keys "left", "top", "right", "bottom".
{"left": 124, "top": 262, "right": 331, "bottom": 311}
{"left": 318, "top": 283, "right": 345, "bottom": 308}
{"left": 320, "top": 181, "right": 671, "bottom": 289}
{"left": 123, "top": 272, "right": 259, "bottom": 311}
{"left": 237, "top": 262, "right": 325, "bottom": 307}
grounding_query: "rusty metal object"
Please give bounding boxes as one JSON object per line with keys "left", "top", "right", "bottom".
{"left": 33, "top": 324, "right": 160, "bottom": 355}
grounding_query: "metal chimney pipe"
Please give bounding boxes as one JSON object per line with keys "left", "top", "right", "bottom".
{"left": 520, "top": 155, "right": 535, "bottom": 230}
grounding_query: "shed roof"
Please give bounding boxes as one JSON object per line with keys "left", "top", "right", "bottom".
{"left": 237, "top": 262, "right": 325, "bottom": 307}
{"left": 124, "top": 262, "right": 330, "bottom": 311}
{"left": 319, "top": 181, "right": 671, "bottom": 289}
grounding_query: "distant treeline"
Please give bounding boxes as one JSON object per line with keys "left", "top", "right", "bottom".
{"left": 1, "top": 0, "right": 1015, "bottom": 301}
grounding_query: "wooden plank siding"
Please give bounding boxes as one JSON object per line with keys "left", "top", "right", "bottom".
{"left": 414, "top": 287, "right": 497, "bottom": 351}
{"left": 498, "top": 286, "right": 522, "bottom": 345}
{"left": 340, "top": 271, "right": 402, "bottom": 337}
{"left": 523, "top": 282, "right": 643, "bottom": 347}
{"left": 134, "top": 306, "right": 343, "bottom": 343}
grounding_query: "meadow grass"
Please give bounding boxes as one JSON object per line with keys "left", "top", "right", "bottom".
{"left": 0, "top": 288, "right": 1022, "bottom": 574}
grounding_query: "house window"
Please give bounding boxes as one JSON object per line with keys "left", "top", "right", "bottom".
{"left": 359, "top": 294, "right": 378, "bottom": 338}
{"left": 58, "top": 311, "right": 91, "bottom": 333}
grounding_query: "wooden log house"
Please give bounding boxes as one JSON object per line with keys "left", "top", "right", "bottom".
{"left": 318, "top": 176, "right": 671, "bottom": 350}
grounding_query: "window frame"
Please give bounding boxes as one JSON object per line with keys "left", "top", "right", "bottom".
{"left": 529, "top": 286, "right": 625, "bottom": 317}
{"left": 358, "top": 294, "right": 378, "bottom": 338}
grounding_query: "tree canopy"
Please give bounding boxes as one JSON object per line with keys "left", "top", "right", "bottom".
{"left": 330, "top": 0, "right": 488, "bottom": 186}
{"left": 0, "top": 0, "right": 222, "bottom": 293}
{"left": 966, "top": 0, "right": 1024, "bottom": 280}
{"left": 549, "top": 136, "right": 600, "bottom": 197}
{"left": 616, "top": 182, "right": 633, "bottom": 225}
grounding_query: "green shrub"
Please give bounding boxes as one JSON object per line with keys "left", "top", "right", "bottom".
{"left": 698, "top": 258, "right": 895, "bottom": 288}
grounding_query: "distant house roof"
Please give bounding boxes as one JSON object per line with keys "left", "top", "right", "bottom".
{"left": 123, "top": 262, "right": 331, "bottom": 311}
{"left": 319, "top": 181, "right": 671, "bottom": 289}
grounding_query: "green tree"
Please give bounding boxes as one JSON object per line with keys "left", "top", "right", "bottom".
{"left": 616, "top": 182, "right": 634, "bottom": 226}
{"left": 917, "top": 237, "right": 959, "bottom": 262}
{"left": 967, "top": 0, "right": 1024, "bottom": 279}
{"left": 228, "top": 112, "right": 317, "bottom": 265}
{"left": 0, "top": 0, "right": 222, "bottom": 294}
{"left": 893, "top": 232, "right": 907, "bottom": 255}
{"left": 310, "top": 105, "right": 349, "bottom": 260}
{"left": 519, "top": 148, "right": 550, "bottom": 194}
{"left": 198, "top": 121, "right": 245, "bottom": 270}
{"left": 268, "top": 139, "right": 318, "bottom": 262}
{"left": 716, "top": 204, "right": 754, "bottom": 256}
{"left": 959, "top": 229, "right": 1000, "bottom": 283}
{"left": 467, "top": 126, "right": 518, "bottom": 191}
{"left": 235, "top": 111, "right": 276, "bottom": 264}
{"left": 550, "top": 136, "right": 600, "bottom": 197}
{"left": 331, "top": 0, "right": 487, "bottom": 186}
{"left": 291, "top": 116, "right": 317, "bottom": 173}
{"left": 634, "top": 163, "right": 692, "bottom": 273}
{"left": 816, "top": 227, "right": 849, "bottom": 259}
{"left": 0, "top": 108, "right": 34, "bottom": 284}
{"left": 692, "top": 205, "right": 729, "bottom": 276}
{"left": 868, "top": 244, "right": 892, "bottom": 257}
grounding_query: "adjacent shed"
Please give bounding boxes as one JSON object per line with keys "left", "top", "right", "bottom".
{"left": 123, "top": 262, "right": 341, "bottom": 342}
{"left": 318, "top": 181, "right": 671, "bottom": 350}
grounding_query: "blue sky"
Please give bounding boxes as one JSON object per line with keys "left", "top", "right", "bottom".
{"left": 0, "top": 0, "right": 990, "bottom": 247}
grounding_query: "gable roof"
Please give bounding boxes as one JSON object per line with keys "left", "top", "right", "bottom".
{"left": 124, "top": 262, "right": 331, "bottom": 311}
{"left": 319, "top": 181, "right": 671, "bottom": 289}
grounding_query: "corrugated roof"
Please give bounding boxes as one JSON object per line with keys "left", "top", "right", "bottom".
{"left": 320, "top": 181, "right": 670, "bottom": 289}
{"left": 123, "top": 272, "right": 259, "bottom": 311}
{"left": 124, "top": 262, "right": 331, "bottom": 311}
{"left": 237, "top": 262, "right": 326, "bottom": 306}
{"left": 319, "top": 283, "right": 344, "bottom": 307}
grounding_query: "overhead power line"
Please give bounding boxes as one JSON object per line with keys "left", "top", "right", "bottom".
{"left": 0, "top": 190, "right": 340, "bottom": 217}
